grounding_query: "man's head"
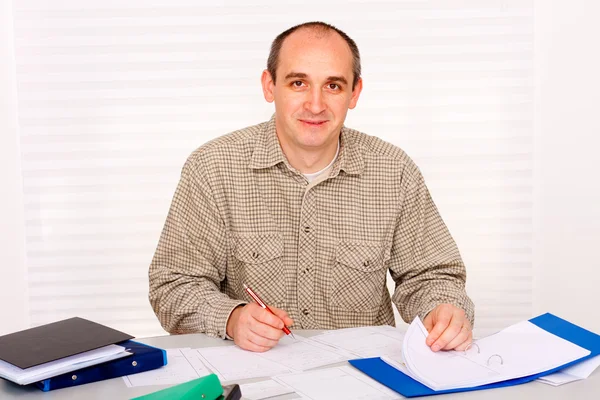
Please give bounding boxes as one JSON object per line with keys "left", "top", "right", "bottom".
{"left": 267, "top": 22, "right": 362, "bottom": 91}
{"left": 261, "top": 22, "right": 363, "bottom": 161}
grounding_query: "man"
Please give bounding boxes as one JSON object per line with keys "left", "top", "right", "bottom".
{"left": 149, "top": 21, "right": 474, "bottom": 353}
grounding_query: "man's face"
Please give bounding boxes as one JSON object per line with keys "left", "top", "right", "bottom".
{"left": 261, "top": 28, "right": 362, "bottom": 153}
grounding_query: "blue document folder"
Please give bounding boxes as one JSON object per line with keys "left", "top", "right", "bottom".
{"left": 349, "top": 313, "right": 600, "bottom": 397}
{"left": 34, "top": 340, "right": 167, "bottom": 392}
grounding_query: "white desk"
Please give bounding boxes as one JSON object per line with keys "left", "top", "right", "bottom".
{"left": 1, "top": 330, "right": 599, "bottom": 400}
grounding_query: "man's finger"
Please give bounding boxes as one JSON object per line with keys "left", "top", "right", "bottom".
{"left": 442, "top": 324, "right": 471, "bottom": 351}
{"left": 453, "top": 331, "right": 473, "bottom": 352}
{"left": 431, "top": 316, "right": 463, "bottom": 351}
{"left": 423, "top": 313, "right": 434, "bottom": 332}
{"left": 245, "top": 329, "right": 279, "bottom": 350}
{"left": 239, "top": 335, "right": 272, "bottom": 353}
{"left": 270, "top": 306, "right": 294, "bottom": 327}
{"left": 249, "top": 317, "right": 285, "bottom": 341}
{"left": 425, "top": 312, "right": 451, "bottom": 346}
{"left": 250, "top": 306, "right": 284, "bottom": 329}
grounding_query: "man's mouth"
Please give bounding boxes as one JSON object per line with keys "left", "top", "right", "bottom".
{"left": 300, "top": 119, "right": 327, "bottom": 126}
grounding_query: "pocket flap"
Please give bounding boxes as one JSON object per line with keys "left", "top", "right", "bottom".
{"left": 233, "top": 234, "right": 283, "bottom": 264}
{"left": 335, "top": 241, "right": 387, "bottom": 272}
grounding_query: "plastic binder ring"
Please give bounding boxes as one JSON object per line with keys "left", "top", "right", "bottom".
{"left": 463, "top": 342, "right": 480, "bottom": 355}
{"left": 487, "top": 354, "right": 504, "bottom": 365}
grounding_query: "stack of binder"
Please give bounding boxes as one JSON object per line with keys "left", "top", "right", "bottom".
{"left": 350, "top": 313, "right": 600, "bottom": 397}
{"left": 0, "top": 317, "right": 167, "bottom": 391}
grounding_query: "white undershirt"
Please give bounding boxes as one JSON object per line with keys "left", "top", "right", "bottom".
{"left": 302, "top": 141, "right": 340, "bottom": 183}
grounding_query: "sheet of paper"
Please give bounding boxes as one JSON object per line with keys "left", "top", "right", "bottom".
{"left": 122, "top": 348, "right": 210, "bottom": 387}
{"left": 180, "top": 348, "right": 212, "bottom": 377}
{"left": 239, "top": 379, "right": 295, "bottom": 400}
{"left": 402, "top": 317, "right": 500, "bottom": 390}
{"left": 0, "top": 344, "right": 130, "bottom": 385}
{"left": 537, "top": 354, "right": 600, "bottom": 386}
{"left": 196, "top": 345, "right": 293, "bottom": 382}
{"left": 256, "top": 336, "right": 350, "bottom": 371}
{"left": 402, "top": 317, "right": 591, "bottom": 391}
{"left": 310, "top": 325, "right": 404, "bottom": 359}
{"left": 273, "top": 365, "right": 403, "bottom": 400}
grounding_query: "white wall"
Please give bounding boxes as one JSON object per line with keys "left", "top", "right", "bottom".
{"left": 2, "top": 0, "right": 599, "bottom": 337}
{"left": 0, "top": 0, "right": 29, "bottom": 335}
{"left": 533, "top": 0, "right": 600, "bottom": 332}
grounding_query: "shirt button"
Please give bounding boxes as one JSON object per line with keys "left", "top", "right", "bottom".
{"left": 302, "top": 309, "right": 310, "bottom": 316}
{"left": 303, "top": 226, "right": 311, "bottom": 233}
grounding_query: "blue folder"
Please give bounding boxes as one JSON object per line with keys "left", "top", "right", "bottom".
{"left": 349, "top": 313, "right": 600, "bottom": 397}
{"left": 34, "top": 340, "right": 167, "bottom": 392}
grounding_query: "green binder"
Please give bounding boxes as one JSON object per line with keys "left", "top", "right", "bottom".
{"left": 131, "top": 374, "right": 223, "bottom": 400}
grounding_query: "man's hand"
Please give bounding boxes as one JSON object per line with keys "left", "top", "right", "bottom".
{"left": 226, "top": 303, "right": 294, "bottom": 352}
{"left": 423, "top": 303, "right": 472, "bottom": 352}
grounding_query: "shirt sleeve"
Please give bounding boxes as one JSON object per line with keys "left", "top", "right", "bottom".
{"left": 389, "top": 165, "right": 475, "bottom": 326}
{"left": 148, "top": 157, "right": 246, "bottom": 338}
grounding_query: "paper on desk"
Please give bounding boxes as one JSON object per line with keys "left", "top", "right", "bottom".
{"left": 195, "top": 345, "right": 293, "bottom": 382}
{"left": 122, "top": 348, "right": 211, "bottom": 387}
{"left": 273, "top": 365, "right": 403, "bottom": 400}
{"left": 238, "top": 379, "right": 295, "bottom": 400}
{"left": 0, "top": 344, "right": 130, "bottom": 385}
{"left": 256, "top": 335, "right": 352, "bottom": 371}
{"left": 310, "top": 325, "right": 405, "bottom": 359}
{"left": 537, "top": 354, "right": 600, "bottom": 386}
{"left": 401, "top": 317, "right": 591, "bottom": 391}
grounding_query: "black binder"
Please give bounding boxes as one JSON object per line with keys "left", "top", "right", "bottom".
{"left": 0, "top": 317, "right": 133, "bottom": 369}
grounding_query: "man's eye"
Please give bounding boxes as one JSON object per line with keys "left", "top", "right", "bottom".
{"left": 329, "top": 83, "right": 340, "bottom": 90}
{"left": 293, "top": 81, "right": 304, "bottom": 87}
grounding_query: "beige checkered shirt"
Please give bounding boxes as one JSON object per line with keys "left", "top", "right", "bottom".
{"left": 149, "top": 116, "right": 474, "bottom": 338}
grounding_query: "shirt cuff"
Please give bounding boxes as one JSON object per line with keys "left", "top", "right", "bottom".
{"left": 204, "top": 297, "right": 247, "bottom": 339}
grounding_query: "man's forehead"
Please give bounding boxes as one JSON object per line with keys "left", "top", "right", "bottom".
{"left": 277, "top": 28, "right": 353, "bottom": 79}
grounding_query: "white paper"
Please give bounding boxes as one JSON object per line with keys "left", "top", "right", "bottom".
{"left": 0, "top": 344, "right": 130, "bottom": 385}
{"left": 310, "top": 325, "right": 405, "bottom": 359}
{"left": 401, "top": 317, "right": 591, "bottom": 391}
{"left": 196, "top": 346, "right": 293, "bottom": 382}
{"left": 537, "top": 354, "right": 600, "bottom": 386}
{"left": 239, "top": 379, "right": 295, "bottom": 400}
{"left": 256, "top": 336, "right": 350, "bottom": 371}
{"left": 122, "top": 348, "right": 210, "bottom": 387}
{"left": 273, "top": 366, "right": 402, "bottom": 400}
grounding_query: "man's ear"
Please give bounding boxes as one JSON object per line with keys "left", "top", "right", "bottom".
{"left": 261, "top": 70, "right": 275, "bottom": 103}
{"left": 348, "top": 77, "right": 363, "bottom": 109}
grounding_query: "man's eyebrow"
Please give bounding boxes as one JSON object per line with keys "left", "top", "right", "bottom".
{"left": 283, "top": 72, "right": 349, "bottom": 86}
{"left": 327, "top": 76, "right": 348, "bottom": 85}
{"left": 284, "top": 72, "right": 308, "bottom": 80}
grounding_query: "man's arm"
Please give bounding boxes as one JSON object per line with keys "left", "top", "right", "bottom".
{"left": 148, "top": 158, "right": 245, "bottom": 338}
{"left": 389, "top": 164, "right": 474, "bottom": 348}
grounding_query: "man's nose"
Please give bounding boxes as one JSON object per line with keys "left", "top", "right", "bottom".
{"left": 304, "top": 88, "right": 326, "bottom": 115}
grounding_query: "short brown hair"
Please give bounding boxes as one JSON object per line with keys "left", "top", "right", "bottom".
{"left": 267, "top": 21, "right": 361, "bottom": 90}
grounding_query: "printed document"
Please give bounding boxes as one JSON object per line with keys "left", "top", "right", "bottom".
{"left": 273, "top": 365, "right": 403, "bottom": 400}
{"left": 389, "top": 317, "right": 591, "bottom": 391}
{"left": 122, "top": 348, "right": 210, "bottom": 387}
{"left": 310, "top": 325, "right": 405, "bottom": 359}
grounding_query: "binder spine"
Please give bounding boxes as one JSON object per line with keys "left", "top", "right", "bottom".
{"left": 34, "top": 340, "right": 167, "bottom": 392}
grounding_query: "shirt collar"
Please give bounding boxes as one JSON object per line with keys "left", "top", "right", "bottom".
{"left": 249, "top": 114, "right": 364, "bottom": 176}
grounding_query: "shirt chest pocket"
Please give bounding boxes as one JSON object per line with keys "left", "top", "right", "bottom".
{"left": 331, "top": 241, "right": 389, "bottom": 311}
{"left": 232, "top": 234, "right": 286, "bottom": 308}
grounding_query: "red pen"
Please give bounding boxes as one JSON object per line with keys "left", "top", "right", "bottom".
{"left": 243, "top": 283, "right": 296, "bottom": 339}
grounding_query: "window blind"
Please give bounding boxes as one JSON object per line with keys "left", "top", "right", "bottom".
{"left": 13, "top": 0, "right": 533, "bottom": 338}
